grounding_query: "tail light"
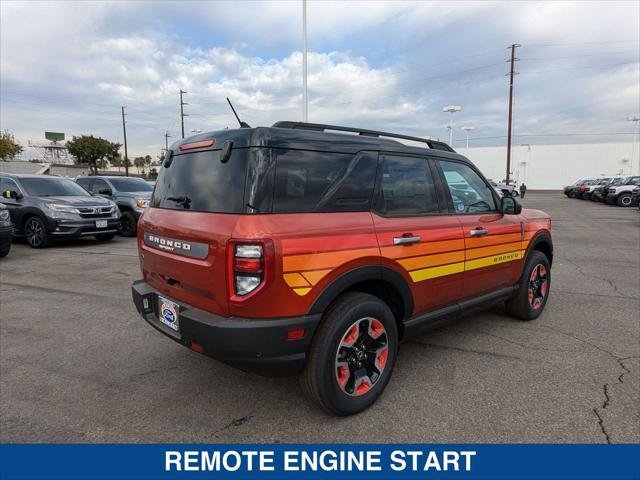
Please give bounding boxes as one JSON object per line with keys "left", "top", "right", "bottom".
{"left": 229, "top": 242, "right": 273, "bottom": 301}
{"left": 233, "top": 244, "right": 263, "bottom": 296}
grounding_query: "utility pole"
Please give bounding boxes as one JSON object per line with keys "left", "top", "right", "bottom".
{"left": 179, "top": 89, "right": 188, "bottom": 139}
{"left": 121, "top": 106, "right": 129, "bottom": 177}
{"left": 164, "top": 131, "right": 171, "bottom": 152}
{"left": 505, "top": 43, "right": 520, "bottom": 185}
{"left": 302, "top": 0, "right": 308, "bottom": 122}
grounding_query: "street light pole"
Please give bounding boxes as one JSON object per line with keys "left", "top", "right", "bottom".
{"left": 121, "top": 106, "right": 129, "bottom": 177}
{"left": 443, "top": 105, "right": 462, "bottom": 146}
{"left": 461, "top": 126, "right": 475, "bottom": 150}
{"left": 302, "top": 0, "right": 308, "bottom": 122}
{"left": 628, "top": 114, "right": 640, "bottom": 175}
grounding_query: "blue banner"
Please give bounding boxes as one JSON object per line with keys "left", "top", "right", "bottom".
{"left": 1, "top": 444, "right": 638, "bottom": 480}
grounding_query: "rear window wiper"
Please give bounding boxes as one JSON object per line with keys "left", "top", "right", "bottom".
{"left": 167, "top": 195, "right": 192, "bottom": 209}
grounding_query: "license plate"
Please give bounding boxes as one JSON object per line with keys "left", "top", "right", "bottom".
{"left": 158, "top": 297, "right": 180, "bottom": 332}
{"left": 96, "top": 220, "right": 108, "bottom": 228}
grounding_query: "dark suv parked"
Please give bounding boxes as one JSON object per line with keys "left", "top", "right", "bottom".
{"left": 76, "top": 176, "right": 153, "bottom": 236}
{"left": 0, "top": 174, "right": 120, "bottom": 248}
{"left": 0, "top": 203, "right": 13, "bottom": 257}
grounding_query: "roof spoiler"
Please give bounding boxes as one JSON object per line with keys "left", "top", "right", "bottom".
{"left": 272, "top": 121, "right": 455, "bottom": 152}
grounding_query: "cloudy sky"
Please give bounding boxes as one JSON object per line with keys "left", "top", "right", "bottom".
{"left": 1, "top": 1, "right": 638, "bottom": 157}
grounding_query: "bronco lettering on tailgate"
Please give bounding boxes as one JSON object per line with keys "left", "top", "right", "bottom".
{"left": 143, "top": 232, "right": 208, "bottom": 259}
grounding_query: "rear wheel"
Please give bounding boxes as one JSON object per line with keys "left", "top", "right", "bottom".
{"left": 506, "top": 250, "right": 551, "bottom": 321}
{"left": 617, "top": 193, "right": 632, "bottom": 207}
{"left": 24, "top": 216, "right": 51, "bottom": 248}
{"left": 0, "top": 246, "right": 10, "bottom": 258}
{"left": 301, "top": 292, "right": 398, "bottom": 416}
{"left": 118, "top": 211, "right": 137, "bottom": 237}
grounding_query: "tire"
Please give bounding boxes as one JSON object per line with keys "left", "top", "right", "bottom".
{"left": 617, "top": 193, "right": 632, "bottom": 207}
{"left": 0, "top": 247, "right": 10, "bottom": 258}
{"left": 118, "top": 211, "right": 137, "bottom": 237}
{"left": 301, "top": 292, "right": 398, "bottom": 416}
{"left": 94, "top": 233, "right": 115, "bottom": 241}
{"left": 506, "top": 250, "right": 551, "bottom": 321}
{"left": 24, "top": 216, "right": 51, "bottom": 248}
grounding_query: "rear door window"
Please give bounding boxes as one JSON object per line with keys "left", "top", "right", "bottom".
{"left": 272, "top": 150, "right": 376, "bottom": 213}
{"left": 91, "top": 178, "right": 110, "bottom": 194}
{"left": 151, "top": 149, "right": 248, "bottom": 213}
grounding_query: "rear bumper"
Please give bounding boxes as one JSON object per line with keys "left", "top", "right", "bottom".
{"left": 131, "top": 280, "right": 321, "bottom": 376}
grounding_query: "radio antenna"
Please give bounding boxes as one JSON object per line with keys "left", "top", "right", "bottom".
{"left": 226, "top": 98, "right": 251, "bottom": 128}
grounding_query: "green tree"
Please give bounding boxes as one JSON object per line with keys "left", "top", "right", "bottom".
{"left": 133, "top": 156, "right": 146, "bottom": 174}
{"left": 0, "top": 130, "right": 23, "bottom": 160}
{"left": 66, "top": 135, "right": 121, "bottom": 175}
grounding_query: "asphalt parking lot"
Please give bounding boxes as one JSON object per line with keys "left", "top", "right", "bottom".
{"left": 1, "top": 192, "right": 638, "bottom": 443}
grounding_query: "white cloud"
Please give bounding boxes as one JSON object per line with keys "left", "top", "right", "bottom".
{"left": 0, "top": 0, "right": 638, "bottom": 157}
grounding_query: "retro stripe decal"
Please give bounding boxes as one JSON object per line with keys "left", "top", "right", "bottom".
{"left": 281, "top": 237, "right": 530, "bottom": 296}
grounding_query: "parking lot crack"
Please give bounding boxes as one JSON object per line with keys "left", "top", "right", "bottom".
{"left": 411, "top": 341, "right": 527, "bottom": 361}
{"left": 591, "top": 356, "right": 635, "bottom": 444}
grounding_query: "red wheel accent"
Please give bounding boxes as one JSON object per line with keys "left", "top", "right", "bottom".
{"left": 376, "top": 347, "right": 388, "bottom": 371}
{"left": 355, "top": 379, "right": 371, "bottom": 395}
{"left": 343, "top": 325, "right": 358, "bottom": 347}
{"left": 335, "top": 317, "right": 389, "bottom": 397}
{"left": 528, "top": 263, "right": 549, "bottom": 310}
{"left": 369, "top": 319, "right": 384, "bottom": 338}
{"left": 337, "top": 366, "right": 349, "bottom": 387}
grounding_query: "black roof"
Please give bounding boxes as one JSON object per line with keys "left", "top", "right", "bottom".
{"left": 170, "top": 121, "right": 468, "bottom": 162}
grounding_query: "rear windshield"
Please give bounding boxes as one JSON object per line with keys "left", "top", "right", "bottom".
{"left": 151, "top": 149, "right": 248, "bottom": 213}
{"left": 20, "top": 177, "right": 91, "bottom": 197}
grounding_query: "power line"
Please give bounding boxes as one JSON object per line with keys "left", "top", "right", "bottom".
{"left": 520, "top": 50, "right": 639, "bottom": 60}
{"left": 505, "top": 43, "right": 520, "bottom": 185}
{"left": 524, "top": 39, "right": 640, "bottom": 47}
{"left": 518, "top": 60, "right": 638, "bottom": 75}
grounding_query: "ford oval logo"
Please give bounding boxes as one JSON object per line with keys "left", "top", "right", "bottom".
{"left": 162, "top": 308, "right": 176, "bottom": 323}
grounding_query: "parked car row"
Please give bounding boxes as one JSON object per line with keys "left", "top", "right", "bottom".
{"left": 564, "top": 175, "right": 640, "bottom": 207}
{"left": 0, "top": 173, "right": 153, "bottom": 254}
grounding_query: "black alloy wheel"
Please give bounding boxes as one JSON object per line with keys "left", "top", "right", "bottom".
{"left": 24, "top": 217, "right": 50, "bottom": 248}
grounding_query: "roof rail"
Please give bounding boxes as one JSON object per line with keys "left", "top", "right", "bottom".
{"left": 272, "top": 121, "right": 455, "bottom": 152}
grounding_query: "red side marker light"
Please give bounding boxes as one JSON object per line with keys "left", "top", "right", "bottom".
{"left": 287, "top": 329, "right": 305, "bottom": 340}
{"left": 191, "top": 342, "right": 204, "bottom": 353}
{"left": 179, "top": 139, "right": 215, "bottom": 151}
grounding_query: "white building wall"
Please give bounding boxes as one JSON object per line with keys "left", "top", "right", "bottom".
{"left": 464, "top": 142, "right": 637, "bottom": 189}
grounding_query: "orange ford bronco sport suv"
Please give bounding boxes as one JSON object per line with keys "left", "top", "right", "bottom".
{"left": 132, "top": 122, "right": 552, "bottom": 415}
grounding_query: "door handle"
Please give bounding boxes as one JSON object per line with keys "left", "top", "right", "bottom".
{"left": 470, "top": 228, "right": 489, "bottom": 237}
{"left": 393, "top": 235, "right": 421, "bottom": 245}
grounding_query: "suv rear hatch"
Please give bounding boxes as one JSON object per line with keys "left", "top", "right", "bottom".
{"left": 138, "top": 144, "right": 249, "bottom": 316}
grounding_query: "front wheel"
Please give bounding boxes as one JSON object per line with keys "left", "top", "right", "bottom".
{"left": 24, "top": 216, "right": 51, "bottom": 248}
{"left": 617, "top": 193, "right": 632, "bottom": 207}
{"left": 301, "top": 292, "right": 398, "bottom": 416}
{"left": 0, "top": 247, "right": 10, "bottom": 258}
{"left": 506, "top": 250, "right": 551, "bottom": 321}
{"left": 118, "top": 211, "right": 137, "bottom": 237}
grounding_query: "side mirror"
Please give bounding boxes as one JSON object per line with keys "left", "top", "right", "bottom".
{"left": 2, "top": 190, "right": 20, "bottom": 200}
{"left": 98, "top": 188, "right": 113, "bottom": 196}
{"left": 501, "top": 196, "right": 522, "bottom": 215}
